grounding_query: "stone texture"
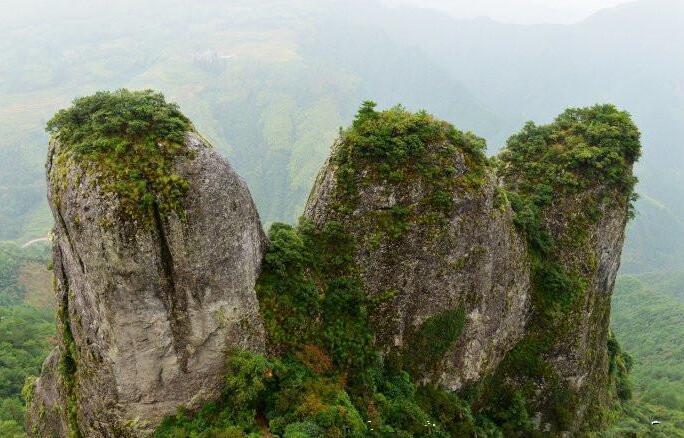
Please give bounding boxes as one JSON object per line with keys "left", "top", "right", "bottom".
{"left": 26, "top": 112, "right": 635, "bottom": 436}
{"left": 305, "top": 141, "right": 531, "bottom": 389}
{"left": 25, "top": 348, "right": 69, "bottom": 438}
{"left": 537, "top": 187, "right": 630, "bottom": 432}
{"left": 27, "top": 133, "right": 266, "bottom": 437}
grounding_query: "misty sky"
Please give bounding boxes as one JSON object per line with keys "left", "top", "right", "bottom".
{"left": 0, "top": 0, "right": 638, "bottom": 29}
{"left": 381, "top": 0, "right": 635, "bottom": 24}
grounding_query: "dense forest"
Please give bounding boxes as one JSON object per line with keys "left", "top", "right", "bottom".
{"left": 0, "top": 243, "right": 53, "bottom": 437}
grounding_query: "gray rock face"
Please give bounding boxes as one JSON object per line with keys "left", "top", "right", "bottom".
{"left": 26, "top": 348, "right": 69, "bottom": 438}
{"left": 538, "top": 188, "right": 630, "bottom": 430}
{"left": 305, "top": 143, "right": 531, "bottom": 388}
{"left": 27, "top": 133, "right": 266, "bottom": 437}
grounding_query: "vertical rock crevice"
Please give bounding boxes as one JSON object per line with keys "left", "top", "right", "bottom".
{"left": 151, "top": 202, "right": 190, "bottom": 373}
{"left": 54, "top": 207, "right": 85, "bottom": 275}
{"left": 55, "top": 249, "right": 82, "bottom": 438}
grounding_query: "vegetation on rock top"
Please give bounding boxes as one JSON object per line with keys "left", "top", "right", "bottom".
{"left": 46, "top": 89, "right": 195, "bottom": 222}
{"left": 329, "top": 102, "right": 488, "bottom": 239}
{"left": 499, "top": 104, "right": 641, "bottom": 247}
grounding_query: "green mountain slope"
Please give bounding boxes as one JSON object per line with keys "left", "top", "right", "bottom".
{"left": 605, "top": 401, "right": 684, "bottom": 437}
{"left": 610, "top": 274, "right": 684, "bottom": 433}
{"left": 0, "top": 0, "right": 500, "bottom": 239}
{"left": 0, "top": 243, "right": 53, "bottom": 437}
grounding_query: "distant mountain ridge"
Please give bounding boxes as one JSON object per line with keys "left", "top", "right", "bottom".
{"left": 0, "top": 0, "right": 682, "bottom": 272}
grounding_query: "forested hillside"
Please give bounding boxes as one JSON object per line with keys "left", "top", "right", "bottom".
{"left": 0, "top": 243, "right": 53, "bottom": 437}
{"left": 604, "top": 273, "right": 684, "bottom": 435}
{"left": 612, "top": 276, "right": 684, "bottom": 412}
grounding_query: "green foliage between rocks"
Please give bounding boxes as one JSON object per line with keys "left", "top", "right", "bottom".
{"left": 257, "top": 220, "right": 377, "bottom": 377}
{"left": 155, "top": 219, "right": 486, "bottom": 437}
{"left": 46, "top": 89, "right": 195, "bottom": 222}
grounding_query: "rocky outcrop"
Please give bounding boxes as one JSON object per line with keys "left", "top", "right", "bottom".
{"left": 305, "top": 141, "right": 531, "bottom": 389}
{"left": 27, "top": 133, "right": 266, "bottom": 437}
{"left": 304, "top": 104, "right": 639, "bottom": 433}
{"left": 27, "top": 99, "right": 638, "bottom": 436}
{"left": 491, "top": 104, "right": 640, "bottom": 432}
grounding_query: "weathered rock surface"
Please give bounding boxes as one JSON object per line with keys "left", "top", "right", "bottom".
{"left": 27, "top": 133, "right": 266, "bottom": 437}
{"left": 535, "top": 187, "right": 631, "bottom": 431}
{"left": 27, "top": 101, "right": 637, "bottom": 436}
{"left": 305, "top": 141, "right": 531, "bottom": 389}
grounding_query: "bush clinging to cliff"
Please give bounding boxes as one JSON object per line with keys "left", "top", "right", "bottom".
{"left": 499, "top": 104, "right": 640, "bottom": 223}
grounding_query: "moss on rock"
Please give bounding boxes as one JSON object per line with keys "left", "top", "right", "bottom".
{"left": 328, "top": 101, "right": 488, "bottom": 239}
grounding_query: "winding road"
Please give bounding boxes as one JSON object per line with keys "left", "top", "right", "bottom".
{"left": 21, "top": 237, "right": 50, "bottom": 248}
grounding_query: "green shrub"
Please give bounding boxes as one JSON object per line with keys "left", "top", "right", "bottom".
{"left": 608, "top": 331, "right": 633, "bottom": 402}
{"left": 331, "top": 102, "right": 487, "bottom": 239}
{"left": 0, "top": 420, "right": 25, "bottom": 438}
{"left": 46, "top": 89, "right": 194, "bottom": 221}
{"left": 256, "top": 220, "right": 377, "bottom": 377}
{"left": 499, "top": 104, "right": 640, "bottom": 224}
{"left": 402, "top": 308, "right": 466, "bottom": 380}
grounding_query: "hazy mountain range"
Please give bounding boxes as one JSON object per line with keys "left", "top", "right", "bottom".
{"left": 381, "top": 0, "right": 632, "bottom": 24}
{"left": 1, "top": 0, "right": 682, "bottom": 275}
